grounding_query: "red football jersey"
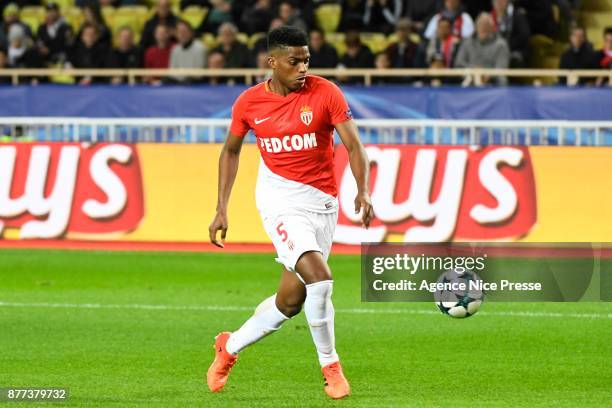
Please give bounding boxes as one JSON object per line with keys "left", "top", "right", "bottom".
{"left": 230, "top": 75, "right": 352, "bottom": 206}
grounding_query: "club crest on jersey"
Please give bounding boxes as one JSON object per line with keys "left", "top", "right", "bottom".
{"left": 300, "top": 106, "right": 313, "bottom": 126}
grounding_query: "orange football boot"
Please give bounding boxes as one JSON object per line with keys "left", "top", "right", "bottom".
{"left": 206, "top": 332, "right": 238, "bottom": 392}
{"left": 321, "top": 361, "right": 350, "bottom": 399}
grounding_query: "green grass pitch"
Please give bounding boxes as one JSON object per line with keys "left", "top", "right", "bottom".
{"left": 0, "top": 249, "right": 611, "bottom": 407}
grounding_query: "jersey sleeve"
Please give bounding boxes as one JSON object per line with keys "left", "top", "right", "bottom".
{"left": 326, "top": 81, "right": 353, "bottom": 126}
{"left": 229, "top": 92, "right": 251, "bottom": 137}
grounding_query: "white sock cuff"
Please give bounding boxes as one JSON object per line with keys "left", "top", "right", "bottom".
{"left": 259, "top": 303, "right": 290, "bottom": 332}
{"left": 271, "top": 303, "right": 290, "bottom": 323}
{"left": 226, "top": 301, "right": 290, "bottom": 355}
{"left": 253, "top": 294, "right": 276, "bottom": 316}
{"left": 305, "top": 279, "right": 333, "bottom": 289}
{"left": 305, "top": 280, "right": 333, "bottom": 299}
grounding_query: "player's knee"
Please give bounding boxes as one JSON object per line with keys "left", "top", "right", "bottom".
{"left": 276, "top": 298, "right": 303, "bottom": 318}
{"left": 295, "top": 252, "right": 332, "bottom": 284}
{"left": 299, "top": 269, "right": 332, "bottom": 285}
{"left": 309, "top": 269, "right": 332, "bottom": 283}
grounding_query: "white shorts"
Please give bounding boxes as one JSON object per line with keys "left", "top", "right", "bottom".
{"left": 260, "top": 208, "right": 338, "bottom": 272}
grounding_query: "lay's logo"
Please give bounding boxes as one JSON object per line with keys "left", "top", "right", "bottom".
{"left": 0, "top": 143, "right": 144, "bottom": 239}
{"left": 334, "top": 145, "right": 537, "bottom": 243}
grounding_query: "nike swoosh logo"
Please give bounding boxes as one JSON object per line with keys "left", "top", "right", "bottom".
{"left": 254, "top": 117, "right": 271, "bottom": 125}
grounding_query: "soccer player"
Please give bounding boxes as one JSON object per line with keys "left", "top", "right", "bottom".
{"left": 207, "top": 26, "right": 373, "bottom": 400}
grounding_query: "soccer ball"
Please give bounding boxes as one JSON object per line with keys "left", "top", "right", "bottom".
{"left": 434, "top": 268, "right": 484, "bottom": 318}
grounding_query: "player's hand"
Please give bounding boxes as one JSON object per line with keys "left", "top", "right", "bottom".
{"left": 209, "top": 211, "right": 228, "bottom": 248}
{"left": 354, "top": 192, "right": 374, "bottom": 229}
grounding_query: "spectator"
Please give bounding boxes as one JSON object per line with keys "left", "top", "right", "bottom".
{"left": 403, "top": 0, "right": 440, "bottom": 34}
{"left": 559, "top": 26, "right": 596, "bottom": 85}
{"left": 0, "top": 3, "right": 33, "bottom": 51}
{"left": 594, "top": 27, "right": 612, "bottom": 70}
{"left": 338, "top": 30, "right": 374, "bottom": 83}
{"left": 491, "top": 0, "right": 530, "bottom": 67}
{"left": 309, "top": 29, "right": 338, "bottom": 68}
{"left": 428, "top": 53, "right": 451, "bottom": 86}
{"left": 372, "top": 51, "right": 392, "bottom": 84}
{"left": 375, "top": 51, "right": 391, "bottom": 68}
{"left": 169, "top": 20, "right": 207, "bottom": 83}
{"left": 212, "top": 22, "right": 251, "bottom": 68}
{"left": 277, "top": 1, "right": 308, "bottom": 34}
{"left": 76, "top": 1, "right": 111, "bottom": 50}
{"left": 206, "top": 50, "right": 227, "bottom": 85}
{"left": 385, "top": 18, "right": 418, "bottom": 68}
{"left": 426, "top": 17, "right": 460, "bottom": 68}
{"left": 107, "top": 27, "right": 142, "bottom": 84}
{"left": 514, "top": 0, "right": 556, "bottom": 38}
{"left": 339, "top": 0, "right": 366, "bottom": 31}
{"left": 144, "top": 24, "right": 174, "bottom": 84}
{"left": 455, "top": 12, "right": 510, "bottom": 85}
{"left": 69, "top": 23, "right": 108, "bottom": 85}
{"left": 595, "top": 27, "right": 612, "bottom": 86}
{"left": 197, "top": 0, "right": 232, "bottom": 34}
{"left": 372, "top": 51, "right": 411, "bottom": 84}
{"left": 241, "top": 0, "right": 273, "bottom": 35}
{"left": 36, "top": 2, "right": 73, "bottom": 64}
{"left": 7, "top": 24, "right": 43, "bottom": 70}
{"left": 424, "top": 0, "right": 474, "bottom": 40}
{"left": 363, "top": 0, "right": 403, "bottom": 35}
{"left": 141, "top": 0, "right": 178, "bottom": 50}
{"left": 340, "top": 30, "right": 375, "bottom": 68}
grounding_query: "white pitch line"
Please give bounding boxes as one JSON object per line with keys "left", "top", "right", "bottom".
{"left": 0, "top": 301, "right": 610, "bottom": 319}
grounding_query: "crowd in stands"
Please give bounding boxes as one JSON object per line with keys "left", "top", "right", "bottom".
{"left": 0, "top": 0, "right": 610, "bottom": 85}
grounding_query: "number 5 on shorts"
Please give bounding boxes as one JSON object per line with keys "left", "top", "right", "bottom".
{"left": 276, "top": 222, "right": 288, "bottom": 242}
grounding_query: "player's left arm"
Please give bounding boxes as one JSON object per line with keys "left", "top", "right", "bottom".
{"left": 335, "top": 119, "right": 374, "bottom": 228}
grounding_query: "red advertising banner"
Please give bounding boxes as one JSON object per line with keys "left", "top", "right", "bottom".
{"left": 333, "top": 146, "right": 537, "bottom": 243}
{"left": 1, "top": 143, "right": 611, "bottom": 244}
{"left": 0, "top": 143, "right": 143, "bottom": 239}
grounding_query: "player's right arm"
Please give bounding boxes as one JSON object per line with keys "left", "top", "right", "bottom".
{"left": 209, "top": 133, "right": 245, "bottom": 248}
{"left": 210, "top": 90, "right": 252, "bottom": 247}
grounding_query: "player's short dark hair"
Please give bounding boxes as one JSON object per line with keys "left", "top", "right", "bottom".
{"left": 267, "top": 26, "right": 308, "bottom": 51}
{"left": 604, "top": 26, "right": 612, "bottom": 36}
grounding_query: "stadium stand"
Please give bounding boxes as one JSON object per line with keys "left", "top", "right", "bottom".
{"left": 0, "top": 0, "right": 608, "bottom": 86}
{"left": 315, "top": 3, "right": 341, "bottom": 34}
{"left": 181, "top": 5, "right": 207, "bottom": 30}
{"left": 580, "top": 0, "right": 612, "bottom": 49}
{"left": 19, "top": 6, "right": 45, "bottom": 33}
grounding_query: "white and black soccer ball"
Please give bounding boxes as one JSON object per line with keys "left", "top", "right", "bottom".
{"left": 434, "top": 269, "right": 484, "bottom": 318}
